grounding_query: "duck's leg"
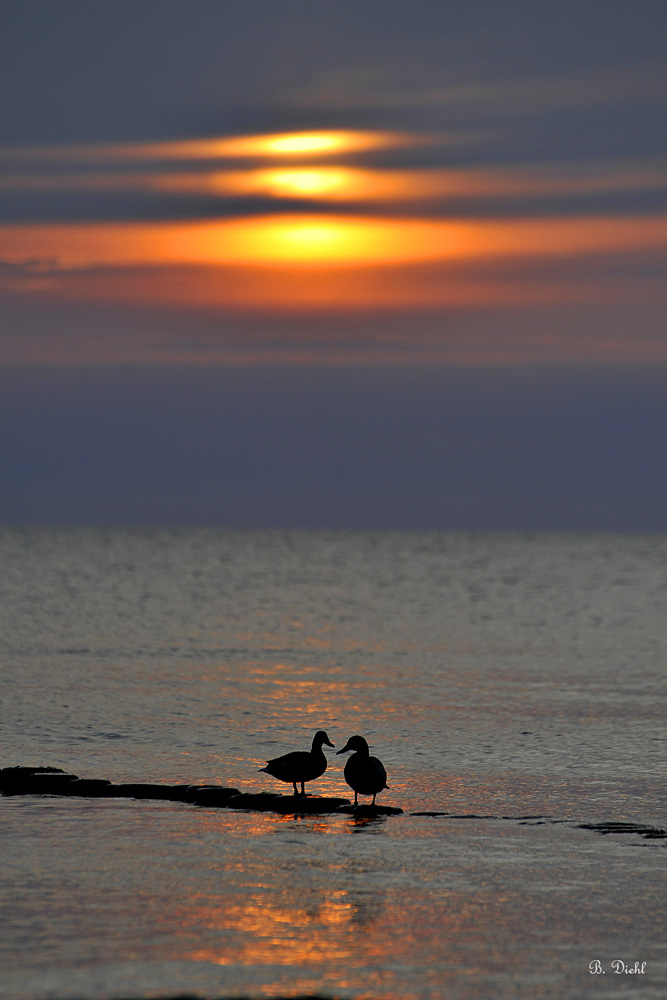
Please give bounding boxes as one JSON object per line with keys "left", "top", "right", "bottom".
{"left": 372, "top": 792, "right": 377, "bottom": 806}
{"left": 300, "top": 781, "right": 306, "bottom": 797}
{"left": 292, "top": 781, "right": 298, "bottom": 796}
{"left": 354, "top": 791, "right": 358, "bottom": 806}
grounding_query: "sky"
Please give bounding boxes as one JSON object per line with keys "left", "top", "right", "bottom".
{"left": 1, "top": 0, "right": 666, "bottom": 530}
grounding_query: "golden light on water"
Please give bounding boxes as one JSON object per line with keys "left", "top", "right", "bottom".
{"left": 180, "top": 891, "right": 360, "bottom": 970}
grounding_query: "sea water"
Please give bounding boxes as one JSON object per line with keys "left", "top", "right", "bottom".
{"left": 1, "top": 527, "right": 665, "bottom": 999}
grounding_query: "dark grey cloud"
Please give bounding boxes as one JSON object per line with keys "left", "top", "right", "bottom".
{"left": 280, "top": 61, "right": 667, "bottom": 120}
{"left": 1, "top": 0, "right": 665, "bottom": 147}
{"left": 3, "top": 185, "right": 666, "bottom": 225}
{"left": 0, "top": 189, "right": 345, "bottom": 224}
{"left": 2, "top": 0, "right": 665, "bottom": 224}
{"left": 2, "top": 144, "right": 666, "bottom": 223}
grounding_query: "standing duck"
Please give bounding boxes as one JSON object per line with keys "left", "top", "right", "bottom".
{"left": 259, "top": 730, "right": 335, "bottom": 796}
{"left": 337, "top": 735, "right": 388, "bottom": 806}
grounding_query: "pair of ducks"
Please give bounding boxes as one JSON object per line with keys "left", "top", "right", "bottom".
{"left": 260, "top": 730, "right": 388, "bottom": 806}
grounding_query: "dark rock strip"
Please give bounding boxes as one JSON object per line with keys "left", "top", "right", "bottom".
{"left": 0, "top": 768, "right": 77, "bottom": 796}
{"left": 578, "top": 821, "right": 667, "bottom": 840}
{"left": 410, "top": 811, "right": 497, "bottom": 819}
{"left": 103, "top": 995, "right": 334, "bottom": 1000}
{"left": 410, "top": 810, "right": 666, "bottom": 840}
{"left": 411, "top": 813, "right": 554, "bottom": 820}
{"left": 509, "top": 815, "right": 552, "bottom": 820}
{"left": 6, "top": 769, "right": 661, "bottom": 832}
{"left": 188, "top": 787, "right": 241, "bottom": 807}
{"left": 108, "top": 783, "right": 194, "bottom": 801}
{"left": 67, "top": 778, "right": 113, "bottom": 796}
{"left": 107, "top": 995, "right": 333, "bottom": 1000}
{"left": 337, "top": 803, "right": 403, "bottom": 816}
{"left": 1, "top": 766, "right": 401, "bottom": 815}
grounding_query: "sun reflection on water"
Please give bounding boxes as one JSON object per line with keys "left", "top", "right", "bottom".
{"left": 181, "top": 889, "right": 359, "bottom": 968}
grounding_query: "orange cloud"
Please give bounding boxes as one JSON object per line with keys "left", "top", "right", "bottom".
{"left": 4, "top": 159, "right": 664, "bottom": 203}
{"left": 2, "top": 214, "right": 666, "bottom": 272}
{"left": 0, "top": 129, "right": 417, "bottom": 165}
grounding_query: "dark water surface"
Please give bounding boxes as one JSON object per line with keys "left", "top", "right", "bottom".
{"left": 1, "top": 528, "right": 665, "bottom": 998}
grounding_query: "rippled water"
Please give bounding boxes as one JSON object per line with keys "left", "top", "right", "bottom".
{"left": 1, "top": 528, "right": 666, "bottom": 999}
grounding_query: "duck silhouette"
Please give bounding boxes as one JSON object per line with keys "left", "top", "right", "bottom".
{"left": 259, "top": 730, "right": 335, "bottom": 796}
{"left": 337, "top": 735, "right": 388, "bottom": 806}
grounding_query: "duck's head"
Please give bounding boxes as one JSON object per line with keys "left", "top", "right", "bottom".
{"left": 336, "top": 735, "right": 369, "bottom": 755}
{"left": 314, "top": 730, "right": 335, "bottom": 749}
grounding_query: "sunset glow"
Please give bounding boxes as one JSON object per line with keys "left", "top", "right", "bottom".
{"left": 4, "top": 160, "right": 667, "bottom": 204}
{"left": 201, "top": 129, "right": 403, "bottom": 159}
{"left": 0, "top": 129, "right": 412, "bottom": 164}
{"left": 3, "top": 3, "right": 667, "bottom": 547}
{"left": 3, "top": 214, "right": 666, "bottom": 272}
{"left": 2, "top": 120, "right": 667, "bottom": 326}
{"left": 237, "top": 167, "right": 355, "bottom": 197}
{"left": 247, "top": 131, "right": 360, "bottom": 155}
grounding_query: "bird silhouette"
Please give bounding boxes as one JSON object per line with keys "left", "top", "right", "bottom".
{"left": 337, "top": 735, "right": 388, "bottom": 806}
{"left": 259, "top": 730, "right": 334, "bottom": 796}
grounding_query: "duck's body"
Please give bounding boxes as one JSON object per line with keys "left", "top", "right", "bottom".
{"left": 337, "top": 735, "right": 388, "bottom": 806}
{"left": 260, "top": 730, "right": 334, "bottom": 796}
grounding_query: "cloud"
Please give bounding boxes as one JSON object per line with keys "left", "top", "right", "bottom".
{"left": 0, "top": 257, "right": 59, "bottom": 276}
{"left": 1, "top": 124, "right": 664, "bottom": 361}
{"left": 0, "top": 129, "right": 427, "bottom": 166}
{"left": 279, "top": 60, "right": 667, "bottom": 119}
{"left": 2, "top": 213, "right": 666, "bottom": 271}
{"left": 1, "top": 123, "right": 666, "bottom": 226}
{"left": 3, "top": 154, "right": 666, "bottom": 201}
{"left": 0, "top": 256, "right": 63, "bottom": 292}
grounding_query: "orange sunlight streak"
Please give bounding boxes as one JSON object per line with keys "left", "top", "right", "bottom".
{"left": 0, "top": 130, "right": 417, "bottom": 164}
{"left": 2, "top": 214, "right": 666, "bottom": 271}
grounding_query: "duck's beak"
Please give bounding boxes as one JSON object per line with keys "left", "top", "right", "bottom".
{"left": 336, "top": 740, "right": 351, "bottom": 755}
{"left": 325, "top": 736, "right": 335, "bottom": 748}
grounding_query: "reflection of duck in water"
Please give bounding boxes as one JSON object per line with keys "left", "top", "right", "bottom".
{"left": 260, "top": 730, "right": 335, "bottom": 796}
{"left": 337, "top": 735, "right": 388, "bottom": 806}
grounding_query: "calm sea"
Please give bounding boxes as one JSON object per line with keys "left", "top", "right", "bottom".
{"left": 1, "top": 527, "right": 666, "bottom": 1000}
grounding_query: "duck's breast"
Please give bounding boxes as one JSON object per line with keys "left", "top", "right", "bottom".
{"left": 344, "top": 752, "right": 387, "bottom": 794}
